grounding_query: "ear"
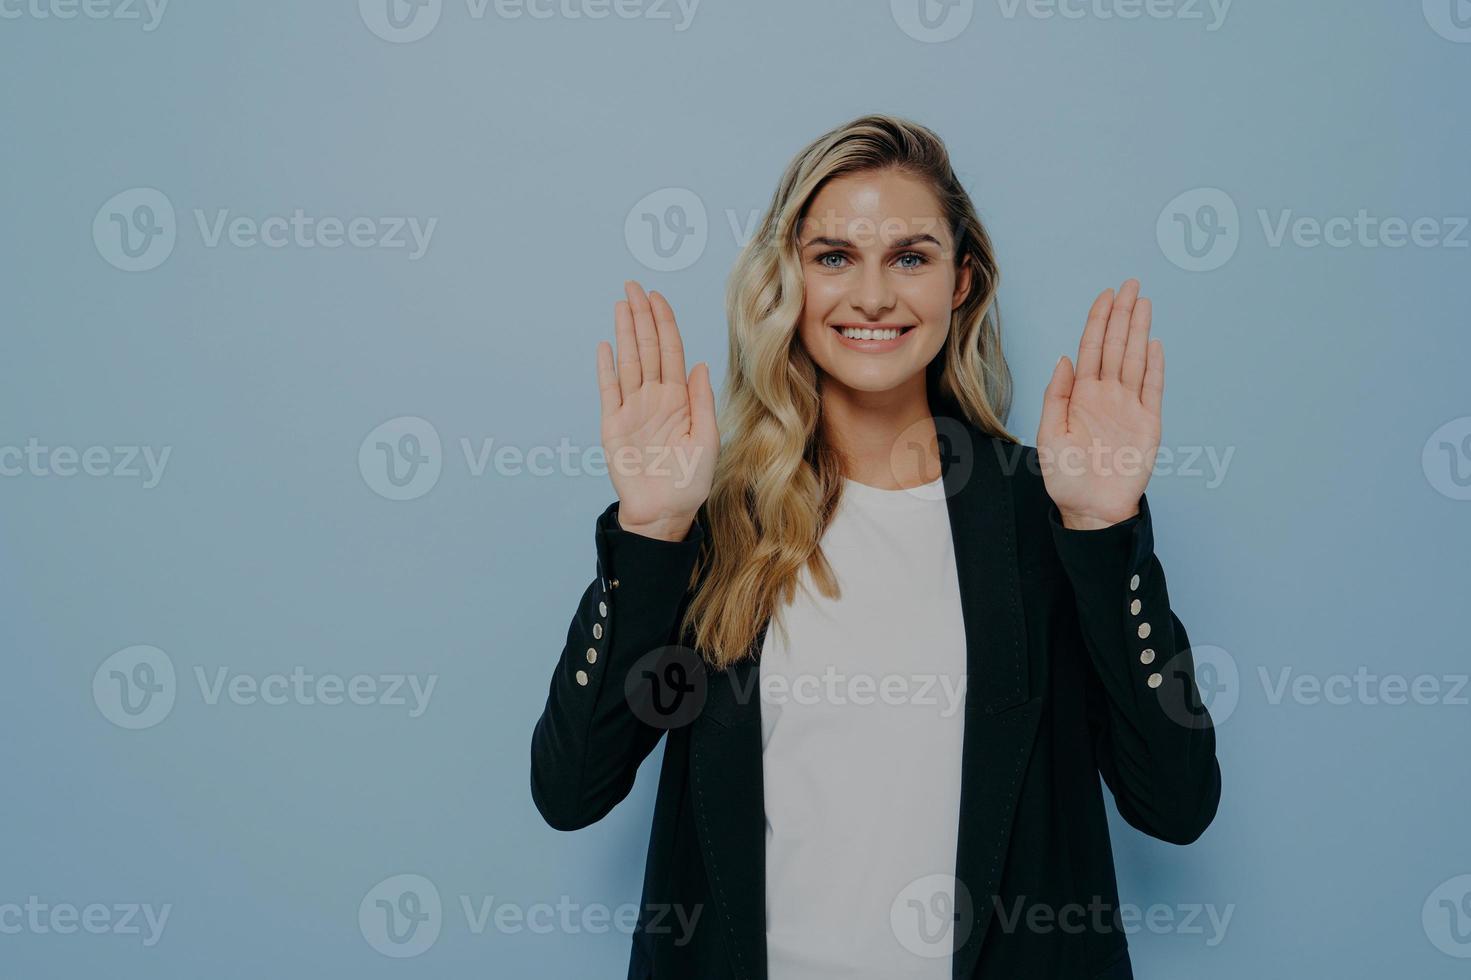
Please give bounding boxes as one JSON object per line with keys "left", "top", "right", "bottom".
{"left": 952, "top": 255, "right": 974, "bottom": 310}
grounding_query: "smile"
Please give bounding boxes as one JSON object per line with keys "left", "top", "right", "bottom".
{"left": 830, "top": 323, "right": 915, "bottom": 351}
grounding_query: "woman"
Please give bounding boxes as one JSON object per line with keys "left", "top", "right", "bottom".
{"left": 530, "top": 114, "right": 1221, "bottom": 980}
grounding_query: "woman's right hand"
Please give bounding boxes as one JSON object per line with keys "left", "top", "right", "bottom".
{"left": 596, "top": 280, "right": 719, "bottom": 542}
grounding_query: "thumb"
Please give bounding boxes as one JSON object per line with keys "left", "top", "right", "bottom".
{"left": 688, "top": 362, "right": 719, "bottom": 448}
{"left": 1038, "top": 354, "right": 1073, "bottom": 441}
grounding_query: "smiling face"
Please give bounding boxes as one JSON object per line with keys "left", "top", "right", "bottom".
{"left": 795, "top": 168, "right": 972, "bottom": 399}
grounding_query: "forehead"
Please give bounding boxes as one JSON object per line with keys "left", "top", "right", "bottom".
{"left": 798, "top": 169, "right": 951, "bottom": 245}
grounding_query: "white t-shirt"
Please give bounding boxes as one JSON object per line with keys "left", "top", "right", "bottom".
{"left": 760, "top": 473, "right": 970, "bottom": 979}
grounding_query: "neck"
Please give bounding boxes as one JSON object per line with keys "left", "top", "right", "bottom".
{"left": 819, "top": 372, "right": 940, "bottom": 490}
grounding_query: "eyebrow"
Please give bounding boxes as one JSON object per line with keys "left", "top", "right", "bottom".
{"left": 800, "top": 233, "right": 944, "bottom": 250}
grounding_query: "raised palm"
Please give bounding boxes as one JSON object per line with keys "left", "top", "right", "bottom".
{"left": 597, "top": 280, "right": 719, "bottom": 540}
{"left": 1037, "top": 279, "right": 1163, "bottom": 529}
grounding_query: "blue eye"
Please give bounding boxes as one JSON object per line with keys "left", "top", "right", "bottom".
{"left": 815, "top": 251, "right": 930, "bottom": 270}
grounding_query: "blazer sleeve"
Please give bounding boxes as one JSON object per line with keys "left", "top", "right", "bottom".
{"left": 529, "top": 500, "right": 705, "bottom": 832}
{"left": 1048, "top": 491, "right": 1222, "bottom": 845}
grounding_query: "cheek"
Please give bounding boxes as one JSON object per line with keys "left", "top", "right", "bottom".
{"left": 798, "top": 278, "right": 840, "bottom": 339}
{"left": 901, "top": 275, "right": 957, "bottom": 324}
{"left": 802, "top": 276, "right": 844, "bottom": 319}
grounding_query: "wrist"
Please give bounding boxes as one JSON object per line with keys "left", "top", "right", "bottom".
{"left": 1057, "top": 504, "right": 1139, "bottom": 530}
{"left": 616, "top": 512, "right": 696, "bottom": 543}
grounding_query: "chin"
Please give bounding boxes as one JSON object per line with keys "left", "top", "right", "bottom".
{"left": 823, "top": 365, "right": 917, "bottom": 394}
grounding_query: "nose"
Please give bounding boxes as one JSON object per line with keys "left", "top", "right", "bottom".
{"left": 850, "top": 260, "right": 897, "bottom": 319}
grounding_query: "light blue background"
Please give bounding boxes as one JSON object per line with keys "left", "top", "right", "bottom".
{"left": 2, "top": 0, "right": 1469, "bottom": 976}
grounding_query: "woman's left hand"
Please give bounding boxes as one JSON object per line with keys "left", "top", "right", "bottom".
{"left": 1037, "top": 279, "right": 1163, "bottom": 530}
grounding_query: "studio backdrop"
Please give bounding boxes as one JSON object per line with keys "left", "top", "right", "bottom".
{"left": 1, "top": 1, "right": 1468, "bottom": 977}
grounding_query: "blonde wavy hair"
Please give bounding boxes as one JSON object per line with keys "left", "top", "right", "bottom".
{"left": 681, "top": 113, "right": 1020, "bottom": 669}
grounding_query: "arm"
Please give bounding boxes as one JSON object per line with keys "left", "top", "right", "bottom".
{"left": 1049, "top": 492, "right": 1222, "bottom": 845}
{"left": 529, "top": 500, "right": 705, "bottom": 832}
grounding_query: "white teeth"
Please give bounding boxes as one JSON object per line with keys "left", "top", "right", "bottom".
{"left": 839, "top": 327, "right": 903, "bottom": 340}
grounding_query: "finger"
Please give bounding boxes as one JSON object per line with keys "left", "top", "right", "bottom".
{"left": 1100, "top": 278, "right": 1140, "bottom": 381}
{"left": 1076, "top": 287, "right": 1112, "bottom": 380}
{"left": 1121, "top": 295, "right": 1151, "bottom": 395}
{"left": 614, "top": 298, "right": 641, "bottom": 401}
{"left": 649, "top": 289, "right": 688, "bottom": 391}
{"left": 1142, "top": 338, "right": 1164, "bottom": 417}
{"left": 689, "top": 362, "right": 719, "bottom": 449}
{"left": 1038, "top": 354, "right": 1074, "bottom": 440}
{"left": 597, "top": 340, "right": 622, "bottom": 417}
{"left": 625, "top": 280, "right": 662, "bottom": 386}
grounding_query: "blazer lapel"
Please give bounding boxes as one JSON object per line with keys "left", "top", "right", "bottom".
{"left": 686, "top": 396, "right": 1043, "bottom": 980}
{"left": 936, "top": 402, "right": 1046, "bottom": 980}
{"left": 690, "top": 632, "right": 769, "bottom": 980}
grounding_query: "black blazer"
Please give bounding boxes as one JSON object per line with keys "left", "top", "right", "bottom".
{"left": 530, "top": 395, "right": 1222, "bottom": 980}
